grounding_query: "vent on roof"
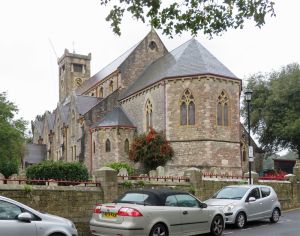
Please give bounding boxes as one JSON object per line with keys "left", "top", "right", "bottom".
{"left": 149, "top": 41, "right": 157, "bottom": 50}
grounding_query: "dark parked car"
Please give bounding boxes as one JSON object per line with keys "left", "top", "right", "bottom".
{"left": 205, "top": 185, "right": 281, "bottom": 228}
{"left": 90, "top": 188, "right": 225, "bottom": 236}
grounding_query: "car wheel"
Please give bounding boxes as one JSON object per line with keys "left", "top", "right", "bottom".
{"left": 149, "top": 223, "right": 168, "bottom": 236}
{"left": 235, "top": 212, "right": 246, "bottom": 229}
{"left": 210, "top": 215, "right": 224, "bottom": 236}
{"left": 270, "top": 208, "right": 280, "bottom": 223}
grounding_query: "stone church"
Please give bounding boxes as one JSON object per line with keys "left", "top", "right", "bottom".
{"left": 32, "top": 30, "right": 261, "bottom": 176}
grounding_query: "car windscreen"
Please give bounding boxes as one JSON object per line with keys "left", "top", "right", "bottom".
{"left": 212, "top": 187, "right": 249, "bottom": 200}
{"left": 114, "top": 193, "right": 157, "bottom": 205}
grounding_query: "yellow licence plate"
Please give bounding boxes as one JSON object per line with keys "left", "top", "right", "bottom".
{"left": 103, "top": 212, "right": 117, "bottom": 218}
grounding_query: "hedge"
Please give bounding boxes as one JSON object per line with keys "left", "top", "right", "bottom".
{"left": 26, "top": 161, "right": 89, "bottom": 182}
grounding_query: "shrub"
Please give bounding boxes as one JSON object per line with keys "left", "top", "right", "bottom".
{"left": 129, "top": 128, "right": 174, "bottom": 172}
{"left": 106, "top": 162, "right": 135, "bottom": 175}
{"left": 0, "top": 158, "right": 19, "bottom": 179}
{"left": 26, "top": 161, "right": 89, "bottom": 183}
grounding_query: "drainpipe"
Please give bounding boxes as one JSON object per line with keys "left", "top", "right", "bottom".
{"left": 89, "top": 128, "right": 93, "bottom": 174}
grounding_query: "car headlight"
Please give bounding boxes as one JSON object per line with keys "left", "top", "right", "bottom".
{"left": 68, "top": 221, "right": 76, "bottom": 229}
{"left": 223, "top": 204, "right": 234, "bottom": 213}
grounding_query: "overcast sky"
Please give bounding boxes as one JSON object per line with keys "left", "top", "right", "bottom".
{"left": 1, "top": 0, "right": 300, "bottom": 129}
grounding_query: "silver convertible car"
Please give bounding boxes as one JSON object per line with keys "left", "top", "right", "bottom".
{"left": 90, "top": 188, "right": 225, "bottom": 236}
{"left": 205, "top": 185, "right": 281, "bottom": 229}
{"left": 0, "top": 195, "right": 78, "bottom": 236}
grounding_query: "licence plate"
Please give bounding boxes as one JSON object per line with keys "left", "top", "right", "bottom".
{"left": 103, "top": 212, "right": 117, "bottom": 218}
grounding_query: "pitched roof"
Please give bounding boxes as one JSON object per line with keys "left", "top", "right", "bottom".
{"left": 75, "top": 95, "right": 102, "bottom": 115}
{"left": 76, "top": 43, "right": 139, "bottom": 95}
{"left": 93, "top": 106, "right": 134, "bottom": 128}
{"left": 120, "top": 38, "right": 238, "bottom": 99}
{"left": 60, "top": 103, "right": 70, "bottom": 124}
{"left": 33, "top": 119, "right": 44, "bottom": 136}
{"left": 46, "top": 111, "right": 55, "bottom": 131}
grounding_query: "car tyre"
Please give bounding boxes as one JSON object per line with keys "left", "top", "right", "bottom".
{"left": 149, "top": 223, "right": 168, "bottom": 236}
{"left": 235, "top": 212, "right": 246, "bottom": 229}
{"left": 210, "top": 215, "right": 224, "bottom": 236}
{"left": 270, "top": 208, "right": 280, "bottom": 223}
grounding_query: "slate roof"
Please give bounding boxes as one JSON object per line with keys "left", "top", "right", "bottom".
{"left": 76, "top": 42, "right": 139, "bottom": 95}
{"left": 46, "top": 112, "right": 56, "bottom": 131}
{"left": 33, "top": 119, "right": 44, "bottom": 136}
{"left": 24, "top": 144, "right": 47, "bottom": 165}
{"left": 60, "top": 103, "right": 70, "bottom": 124}
{"left": 120, "top": 38, "right": 238, "bottom": 99}
{"left": 75, "top": 95, "right": 102, "bottom": 115}
{"left": 92, "top": 106, "right": 134, "bottom": 128}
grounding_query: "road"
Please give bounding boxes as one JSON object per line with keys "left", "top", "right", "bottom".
{"left": 223, "top": 208, "right": 300, "bottom": 236}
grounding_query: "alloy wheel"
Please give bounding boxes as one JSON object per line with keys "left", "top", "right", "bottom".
{"left": 150, "top": 223, "right": 168, "bottom": 236}
{"left": 211, "top": 215, "right": 224, "bottom": 236}
{"left": 235, "top": 212, "right": 246, "bottom": 228}
{"left": 270, "top": 208, "right": 280, "bottom": 223}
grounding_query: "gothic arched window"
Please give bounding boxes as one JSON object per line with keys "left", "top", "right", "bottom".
{"left": 180, "top": 89, "right": 195, "bottom": 125}
{"left": 109, "top": 81, "right": 113, "bottom": 93}
{"left": 124, "top": 139, "right": 129, "bottom": 154}
{"left": 99, "top": 87, "right": 103, "bottom": 98}
{"left": 217, "top": 90, "right": 230, "bottom": 126}
{"left": 105, "top": 139, "right": 111, "bottom": 152}
{"left": 145, "top": 99, "right": 153, "bottom": 131}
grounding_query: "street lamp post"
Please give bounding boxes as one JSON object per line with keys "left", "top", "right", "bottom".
{"left": 244, "top": 88, "right": 253, "bottom": 184}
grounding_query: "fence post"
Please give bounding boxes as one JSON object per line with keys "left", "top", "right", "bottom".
{"left": 94, "top": 167, "right": 118, "bottom": 203}
{"left": 284, "top": 174, "right": 298, "bottom": 208}
{"left": 184, "top": 168, "right": 202, "bottom": 195}
{"left": 293, "top": 160, "right": 300, "bottom": 181}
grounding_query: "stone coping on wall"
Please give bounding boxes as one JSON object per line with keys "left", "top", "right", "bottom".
{"left": 0, "top": 184, "right": 101, "bottom": 191}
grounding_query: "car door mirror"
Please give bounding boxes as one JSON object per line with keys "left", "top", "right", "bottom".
{"left": 248, "top": 197, "right": 256, "bottom": 202}
{"left": 18, "top": 212, "right": 32, "bottom": 222}
{"left": 199, "top": 202, "right": 207, "bottom": 208}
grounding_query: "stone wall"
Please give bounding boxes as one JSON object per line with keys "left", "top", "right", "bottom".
{"left": 1, "top": 168, "right": 299, "bottom": 236}
{"left": 0, "top": 185, "right": 103, "bottom": 236}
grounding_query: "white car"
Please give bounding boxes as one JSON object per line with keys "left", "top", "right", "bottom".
{"left": 0, "top": 195, "right": 78, "bottom": 236}
{"left": 90, "top": 188, "right": 225, "bottom": 236}
{"left": 205, "top": 185, "right": 281, "bottom": 228}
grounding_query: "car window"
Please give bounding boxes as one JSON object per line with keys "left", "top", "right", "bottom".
{"left": 175, "top": 194, "right": 199, "bottom": 208}
{"left": 260, "top": 187, "right": 271, "bottom": 198}
{"left": 165, "top": 195, "right": 178, "bottom": 207}
{"left": 248, "top": 188, "right": 261, "bottom": 200}
{"left": 212, "top": 187, "right": 249, "bottom": 200}
{"left": 0, "top": 200, "right": 22, "bottom": 220}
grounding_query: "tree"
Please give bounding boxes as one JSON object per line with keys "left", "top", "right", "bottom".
{"left": 100, "top": 0, "right": 275, "bottom": 37}
{"left": 0, "top": 92, "right": 27, "bottom": 179}
{"left": 129, "top": 128, "right": 174, "bottom": 172}
{"left": 241, "top": 63, "right": 300, "bottom": 159}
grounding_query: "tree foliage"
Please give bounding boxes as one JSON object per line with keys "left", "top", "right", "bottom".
{"left": 0, "top": 92, "right": 27, "bottom": 178}
{"left": 241, "top": 63, "right": 300, "bottom": 158}
{"left": 100, "top": 0, "right": 275, "bottom": 37}
{"left": 129, "top": 128, "right": 174, "bottom": 172}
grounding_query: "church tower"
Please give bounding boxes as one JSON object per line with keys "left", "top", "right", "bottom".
{"left": 58, "top": 49, "right": 91, "bottom": 102}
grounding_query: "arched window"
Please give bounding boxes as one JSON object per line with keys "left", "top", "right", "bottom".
{"left": 217, "top": 91, "right": 229, "bottom": 126}
{"left": 93, "top": 141, "right": 96, "bottom": 154}
{"left": 145, "top": 99, "right": 153, "bottom": 131}
{"left": 124, "top": 139, "right": 129, "bottom": 154}
{"left": 109, "top": 81, "right": 113, "bottom": 93}
{"left": 99, "top": 87, "right": 103, "bottom": 98}
{"left": 105, "top": 139, "right": 111, "bottom": 152}
{"left": 180, "top": 89, "right": 195, "bottom": 125}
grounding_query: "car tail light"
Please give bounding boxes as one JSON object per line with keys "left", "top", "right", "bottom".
{"left": 93, "top": 204, "right": 102, "bottom": 214}
{"left": 117, "top": 207, "right": 143, "bottom": 217}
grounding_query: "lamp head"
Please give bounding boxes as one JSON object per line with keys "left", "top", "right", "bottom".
{"left": 244, "top": 88, "right": 253, "bottom": 102}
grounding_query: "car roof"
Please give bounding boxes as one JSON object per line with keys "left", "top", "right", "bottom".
{"left": 224, "top": 185, "right": 273, "bottom": 189}
{"left": 118, "top": 188, "right": 190, "bottom": 206}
